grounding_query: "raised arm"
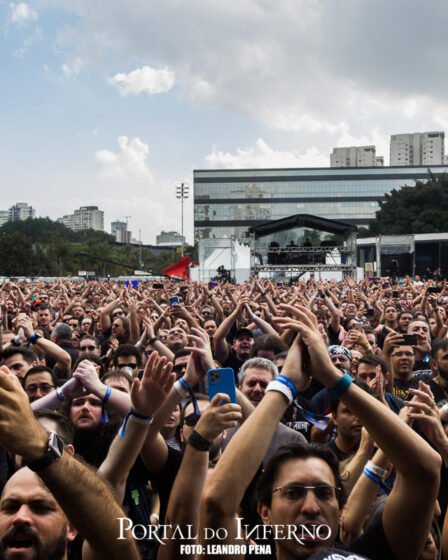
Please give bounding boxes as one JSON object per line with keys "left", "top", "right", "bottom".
{"left": 0, "top": 365, "right": 139, "bottom": 560}
{"left": 213, "top": 296, "right": 247, "bottom": 363}
{"left": 200, "top": 331, "right": 308, "bottom": 547}
{"left": 99, "top": 297, "right": 121, "bottom": 333}
{"left": 159, "top": 393, "right": 242, "bottom": 560}
{"left": 17, "top": 314, "right": 72, "bottom": 377}
{"left": 275, "top": 304, "right": 441, "bottom": 560}
{"left": 98, "top": 352, "right": 175, "bottom": 504}
{"left": 72, "top": 360, "right": 131, "bottom": 416}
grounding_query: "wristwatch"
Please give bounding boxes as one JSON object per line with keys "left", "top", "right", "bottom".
{"left": 28, "top": 433, "right": 64, "bottom": 472}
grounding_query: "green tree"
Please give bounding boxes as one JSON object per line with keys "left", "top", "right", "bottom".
{"left": 371, "top": 173, "right": 448, "bottom": 235}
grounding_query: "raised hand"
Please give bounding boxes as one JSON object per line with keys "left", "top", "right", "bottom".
{"left": 72, "top": 360, "right": 103, "bottom": 395}
{"left": 131, "top": 351, "right": 175, "bottom": 416}
{"left": 195, "top": 393, "right": 242, "bottom": 442}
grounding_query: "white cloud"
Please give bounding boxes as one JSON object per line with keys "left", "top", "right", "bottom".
{"left": 204, "top": 138, "right": 328, "bottom": 169}
{"left": 108, "top": 66, "right": 175, "bottom": 96}
{"left": 96, "top": 136, "right": 153, "bottom": 181}
{"left": 61, "top": 57, "right": 83, "bottom": 78}
{"left": 9, "top": 2, "right": 38, "bottom": 26}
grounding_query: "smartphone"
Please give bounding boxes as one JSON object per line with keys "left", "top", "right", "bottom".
{"left": 366, "top": 308, "right": 374, "bottom": 317}
{"left": 352, "top": 323, "right": 363, "bottom": 331}
{"left": 400, "top": 334, "right": 417, "bottom": 346}
{"left": 392, "top": 290, "right": 399, "bottom": 298}
{"left": 153, "top": 283, "right": 164, "bottom": 289}
{"left": 207, "top": 368, "right": 237, "bottom": 404}
{"left": 428, "top": 286, "right": 441, "bottom": 294}
{"left": 169, "top": 296, "right": 180, "bottom": 306}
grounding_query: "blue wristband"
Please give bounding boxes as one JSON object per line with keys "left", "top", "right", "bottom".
{"left": 179, "top": 377, "right": 201, "bottom": 419}
{"left": 363, "top": 467, "right": 391, "bottom": 495}
{"left": 100, "top": 386, "right": 112, "bottom": 424}
{"left": 276, "top": 375, "right": 298, "bottom": 400}
{"left": 119, "top": 409, "right": 153, "bottom": 438}
{"left": 329, "top": 372, "right": 353, "bottom": 399}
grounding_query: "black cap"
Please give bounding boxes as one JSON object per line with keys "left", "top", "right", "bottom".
{"left": 234, "top": 328, "right": 254, "bottom": 340}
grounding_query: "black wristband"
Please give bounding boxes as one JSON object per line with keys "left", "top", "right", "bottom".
{"left": 188, "top": 430, "right": 212, "bottom": 452}
{"left": 148, "top": 337, "right": 159, "bottom": 345}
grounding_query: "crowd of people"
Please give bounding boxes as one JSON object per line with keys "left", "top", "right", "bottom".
{"left": 0, "top": 273, "right": 447, "bottom": 559}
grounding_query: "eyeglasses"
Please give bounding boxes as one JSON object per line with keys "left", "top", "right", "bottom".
{"left": 272, "top": 484, "right": 341, "bottom": 502}
{"left": 25, "top": 383, "right": 55, "bottom": 395}
{"left": 184, "top": 412, "right": 201, "bottom": 427}
{"left": 80, "top": 345, "right": 98, "bottom": 352}
{"left": 118, "top": 362, "right": 138, "bottom": 370}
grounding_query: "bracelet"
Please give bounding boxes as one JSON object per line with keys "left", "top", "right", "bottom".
{"left": 102, "top": 386, "right": 112, "bottom": 404}
{"left": 100, "top": 386, "right": 112, "bottom": 424}
{"left": 276, "top": 375, "right": 298, "bottom": 400}
{"left": 365, "top": 460, "right": 388, "bottom": 480}
{"left": 56, "top": 387, "right": 65, "bottom": 402}
{"left": 119, "top": 409, "right": 153, "bottom": 438}
{"left": 174, "top": 379, "right": 189, "bottom": 398}
{"left": 27, "top": 333, "right": 41, "bottom": 345}
{"left": 266, "top": 380, "right": 294, "bottom": 405}
{"left": 363, "top": 467, "right": 390, "bottom": 495}
{"left": 179, "top": 377, "right": 201, "bottom": 419}
{"left": 329, "top": 372, "right": 353, "bottom": 399}
{"left": 148, "top": 337, "right": 159, "bottom": 345}
{"left": 188, "top": 430, "right": 212, "bottom": 452}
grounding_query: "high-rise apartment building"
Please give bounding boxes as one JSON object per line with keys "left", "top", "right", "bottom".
{"left": 111, "top": 221, "right": 131, "bottom": 243}
{"left": 0, "top": 211, "right": 9, "bottom": 227}
{"left": 156, "top": 231, "right": 185, "bottom": 247}
{"left": 58, "top": 206, "right": 104, "bottom": 232}
{"left": 8, "top": 203, "right": 35, "bottom": 221}
{"left": 390, "top": 131, "right": 445, "bottom": 166}
{"left": 330, "top": 146, "right": 384, "bottom": 168}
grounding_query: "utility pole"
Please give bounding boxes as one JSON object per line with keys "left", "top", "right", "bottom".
{"left": 176, "top": 182, "right": 189, "bottom": 257}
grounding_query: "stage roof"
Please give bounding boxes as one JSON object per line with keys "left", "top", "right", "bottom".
{"left": 248, "top": 214, "right": 357, "bottom": 238}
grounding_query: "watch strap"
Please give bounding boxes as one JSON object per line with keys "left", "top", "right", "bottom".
{"left": 28, "top": 433, "right": 64, "bottom": 473}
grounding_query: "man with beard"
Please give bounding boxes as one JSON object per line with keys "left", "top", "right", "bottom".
{"left": 0, "top": 365, "right": 139, "bottom": 560}
{"left": 425, "top": 338, "right": 448, "bottom": 408}
{"left": 200, "top": 305, "right": 441, "bottom": 560}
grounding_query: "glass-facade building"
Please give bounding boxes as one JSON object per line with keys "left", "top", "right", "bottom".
{"left": 194, "top": 165, "right": 448, "bottom": 242}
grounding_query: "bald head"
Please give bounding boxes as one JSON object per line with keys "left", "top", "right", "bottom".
{"left": 0, "top": 468, "right": 76, "bottom": 560}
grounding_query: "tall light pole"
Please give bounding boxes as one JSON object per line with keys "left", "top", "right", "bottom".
{"left": 176, "top": 182, "right": 189, "bottom": 257}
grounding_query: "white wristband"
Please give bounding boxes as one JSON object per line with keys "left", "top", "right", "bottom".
{"left": 174, "top": 380, "right": 189, "bottom": 398}
{"left": 266, "top": 380, "right": 293, "bottom": 405}
{"left": 366, "top": 460, "right": 387, "bottom": 480}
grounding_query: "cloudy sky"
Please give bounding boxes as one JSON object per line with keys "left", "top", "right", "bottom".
{"left": 2, "top": 0, "right": 448, "bottom": 244}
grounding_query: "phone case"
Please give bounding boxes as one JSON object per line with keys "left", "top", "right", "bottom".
{"left": 207, "top": 368, "right": 237, "bottom": 404}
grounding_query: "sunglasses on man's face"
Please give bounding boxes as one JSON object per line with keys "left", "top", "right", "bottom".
{"left": 80, "top": 345, "right": 98, "bottom": 352}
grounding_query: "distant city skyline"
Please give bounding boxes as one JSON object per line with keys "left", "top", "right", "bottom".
{"left": 2, "top": 1, "right": 448, "bottom": 244}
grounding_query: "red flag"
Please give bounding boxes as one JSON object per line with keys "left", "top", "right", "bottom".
{"left": 163, "top": 256, "right": 191, "bottom": 280}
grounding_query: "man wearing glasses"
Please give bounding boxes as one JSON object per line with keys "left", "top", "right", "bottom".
{"left": 201, "top": 306, "right": 440, "bottom": 560}
{"left": 79, "top": 335, "right": 102, "bottom": 358}
{"left": 23, "top": 366, "right": 58, "bottom": 403}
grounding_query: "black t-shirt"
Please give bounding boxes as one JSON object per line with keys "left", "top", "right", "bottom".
{"left": 308, "top": 512, "right": 395, "bottom": 560}
{"left": 223, "top": 349, "right": 245, "bottom": 383}
{"left": 282, "top": 397, "right": 319, "bottom": 441}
